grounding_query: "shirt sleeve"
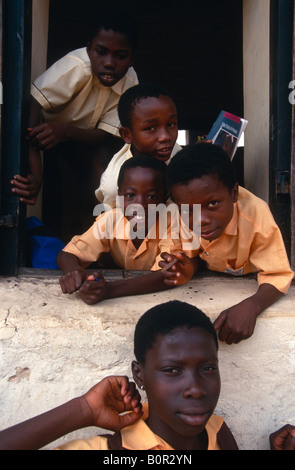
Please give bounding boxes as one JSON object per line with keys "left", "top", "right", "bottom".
{"left": 250, "top": 226, "right": 294, "bottom": 293}
{"left": 31, "top": 52, "right": 90, "bottom": 111}
{"left": 62, "top": 214, "right": 113, "bottom": 267}
{"left": 55, "top": 435, "right": 109, "bottom": 450}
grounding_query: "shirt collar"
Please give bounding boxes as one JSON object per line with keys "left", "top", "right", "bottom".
{"left": 93, "top": 73, "right": 126, "bottom": 95}
{"left": 121, "top": 405, "right": 224, "bottom": 450}
{"left": 121, "top": 404, "right": 174, "bottom": 450}
{"left": 223, "top": 201, "right": 238, "bottom": 236}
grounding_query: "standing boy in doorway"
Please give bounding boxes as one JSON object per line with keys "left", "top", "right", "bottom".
{"left": 11, "top": 11, "right": 138, "bottom": 240}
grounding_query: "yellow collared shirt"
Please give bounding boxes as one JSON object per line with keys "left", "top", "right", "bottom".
{"left": 31, "top": 48, "right": 138, "bottom": 136}
{"left": 198, "top": 186, "right": 294, "bottom": 293}
{"left": 62, "top": 208, "right": 184, "bottom": 271}
{"left": 56, "top": 404, "right": 224, "bottom": 450}
{"left": 95, "top": 142, "right": 183, "bottom": 206}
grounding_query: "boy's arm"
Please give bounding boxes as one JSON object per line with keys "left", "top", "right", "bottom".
{"left": 28, "top": 122, "right": 117, "bottom": 150}
{"left": 57, "top": 251, "right": 88, "bottom": 294}
{"left": 0, "top": 376, "right": 142, "bottom": 450}
{"left": 213, "top": 283, "right": 284, "bottom": 344}
{"left": 77, "top": 269, "right": 178, "bottom": 305}
{"left": 10, "top": 98, "right": 43, "bottom": 205}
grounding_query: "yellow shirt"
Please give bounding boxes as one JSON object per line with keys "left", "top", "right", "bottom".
{"left": 62, "top": 208, "right": 185, "bottom": 271}
{"left": 198, "top": 186, "right": 294, "bottom": 293}
{"left": 95, "top": 142, "right": 183, "bottom": 206}
{"left": 56, "top": 405, "right": 224, "bottom": 450}
{"left": 31, "top": 48, "right": 138, "bottom": 137}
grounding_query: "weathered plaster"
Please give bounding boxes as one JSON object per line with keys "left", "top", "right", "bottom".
{"left": 1, "top": 270, "right": 295, "bottom": 450}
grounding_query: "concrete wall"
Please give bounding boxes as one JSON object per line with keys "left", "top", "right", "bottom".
{"left": 243, "top": 0, "right": 270, "bottom": 202}
{"left": 1, "top": 270, "right": 295, "bottom": 450}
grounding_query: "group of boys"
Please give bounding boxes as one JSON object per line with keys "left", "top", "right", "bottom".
{"left": 6, "top": 11, "right": 295, "bottom": 450}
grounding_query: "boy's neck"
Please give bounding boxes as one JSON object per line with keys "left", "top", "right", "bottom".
{"left": 145, "top": 416, "right": 209, "bottom": 450}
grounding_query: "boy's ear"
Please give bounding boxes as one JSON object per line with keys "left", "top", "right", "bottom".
{"left": 119, "top": 127, "right": 132, "bottom": 144}
{"left": 131, "top": 360, "right": 144, "bottom": 390}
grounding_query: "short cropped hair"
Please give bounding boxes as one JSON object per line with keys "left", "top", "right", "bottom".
{"left": 89, "top": 11, "right": 138, "bottom": 50}
{"left": 134, "top": 300, "right": 218, "bottom": 364}
{"left": 117, "top": 154, "right": 167, "bottom": 192}
{"left": 166, "top": 143, "right": 238, "bottom": 192}
{"left": 118, "top": 83, "right": 175, "bottom": 129}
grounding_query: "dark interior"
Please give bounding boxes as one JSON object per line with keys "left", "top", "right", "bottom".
{"left": 41, "top": 0, "right": 243, "bottom": 244}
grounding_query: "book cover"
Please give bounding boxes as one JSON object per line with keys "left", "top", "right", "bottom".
{"left": 206, "top": 110, "right": 248, "bottom": 160}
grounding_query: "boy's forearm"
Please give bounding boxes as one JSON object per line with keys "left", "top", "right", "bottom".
{"left": 0, "top": 397, "right": 92, "bottom": 450}
{"left": 105, "top": 271, "right": 171, "bottom": 300}
{"left": 65, "top": 126, "right": 119, "bottom": 146}
{"left": 56, "top": 251, "right": 84, "bottom": 273}
{"left": 251, "top": 283, "right": 284, "bottom": 316}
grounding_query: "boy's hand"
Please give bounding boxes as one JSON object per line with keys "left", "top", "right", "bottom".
{"left": 82, "top": 376, "right": 143, "bottom": 432}
{"left": 159, "top": 252, "right": 196, "bottom": 286}
{"left": 10, "top": 173, "right": 42, "bottom": 205}
{"left": 213, "top": 297, "right": 259, "bottom": 344}
{"left": 59, "top": 269, "right": 87, "bottom": 294}
{"left": 269, "top": 425, "right": 295, "bottom": 450}
{"left": 78, "top": 272, "right": 107, "bottom": 305}
{"left": 27, "top": 123, "right": 69, "bottom": 151}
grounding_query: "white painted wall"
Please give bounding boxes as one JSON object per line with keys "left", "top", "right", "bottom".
{"left": 0, "top": 272, "right": 294, "bottom": 450}
{"left": 243, "top": 0, "right": 270, "bottom": 202}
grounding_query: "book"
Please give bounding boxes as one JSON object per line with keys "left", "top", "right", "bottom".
{"left": 206, "top": 110, "right": 248, "bottom": 160}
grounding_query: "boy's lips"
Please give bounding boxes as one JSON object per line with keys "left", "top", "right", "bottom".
{"left": 99, "top": 73, "right": 117, "bottom": 85}
{"left": 201, "top": 228, "right": 219, "bottom": 240}
{"left": 177, "top": 409, "right": 210, "bottom": 427}
{"left": 156, "top": 147, "right": 173, "bottom": 159}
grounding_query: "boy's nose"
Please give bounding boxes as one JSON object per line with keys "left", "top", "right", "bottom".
{"left": 158, "top": 128, "right": 171, "bottom": 142}
{"left": 182, "top": 374, "right": 206, "bottom": 399}
{"left": 104, "top": 54, "right": 115, "bottom": 68}
{"left": 201, "top": 213, "right": 211, "bottom": 226}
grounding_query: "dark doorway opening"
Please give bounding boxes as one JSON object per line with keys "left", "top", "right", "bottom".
{"left": 41, "top": 0, "right": 243, "bottom": 244}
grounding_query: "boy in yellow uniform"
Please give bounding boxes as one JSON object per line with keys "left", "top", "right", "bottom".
{"left": 0, "top": 301, "right": 238, "bottom": 451}
{"left": 57, "top": 155, "right": 197, "bottom": 305}
{"left": 165, "top": 143, "right": 294, "bottom": 344}
{"left": 11, "top": 12, "right": 138, "bottom": 207}
{"left": 95, "top": 82, "right": 182, "bottom": 209}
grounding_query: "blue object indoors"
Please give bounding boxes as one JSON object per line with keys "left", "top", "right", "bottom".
{"left": 26, "top": 217, "right": 65, "bottom": 269}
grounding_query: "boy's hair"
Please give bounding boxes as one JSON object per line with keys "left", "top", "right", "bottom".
{"left": 117, "top": 153, "right": 167, "bottom": 193}
{"left": 89, "top": 11, "right": 138, "bottom": 50}
{"left": 166, "top": 143, "right": 238, "bottom": 192}
{"left": 134, "top": 300, "right": 218, "bottom": 365}
{"left": 118, "top": 83, "right": 176, "bottom": 129}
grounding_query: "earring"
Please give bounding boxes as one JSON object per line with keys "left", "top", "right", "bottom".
{"left": 140, "top": 385, "right": 144, "bottom": 390}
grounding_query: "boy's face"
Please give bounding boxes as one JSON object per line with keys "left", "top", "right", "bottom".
{"left": 171, "top": 174, "right": 238, "bottom": 242}
{"left": 87, "top": 28, "right": 134, "bottom": 87}
{"left": 132, "top": 327, "right": 220, "bottom": 448}
{"left": 120, "top": 96, "right": 178, "bottom": 162}
{"left": 118, "top": 167, "right": 166, "bottom": 234}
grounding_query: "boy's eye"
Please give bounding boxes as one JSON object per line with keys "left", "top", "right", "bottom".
{"left": 125, "top": 193, "right": 135, "bottom": 199}
{"left": 168, "top": 121, "right": 178, "bottom": 128}
{"left": 208, "top": 200, "right": 219, "bottom": 208}
{"left": 201, "top": 365, "right": 218, "bottom": 374}
{"left": 116, "top": 52, "right": 129, "bottom": 60}
{"left": 162, "top": 367, "right": 180, "bottom": 375}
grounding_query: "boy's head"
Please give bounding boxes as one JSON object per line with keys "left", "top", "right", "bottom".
{"left": 118, "top": 83, "right": 178, "bottom": 162}
{"left": 117, "top": 154, "right": 167, "bottom": 234}
{"left": 87, "top": 12, "right": 137, "bottom": 87}
{"left": 167, "top": 143, "right": 239, "bottom": 241}
{"left": 132, "top": 301, "right": 220, "bottom": 445}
